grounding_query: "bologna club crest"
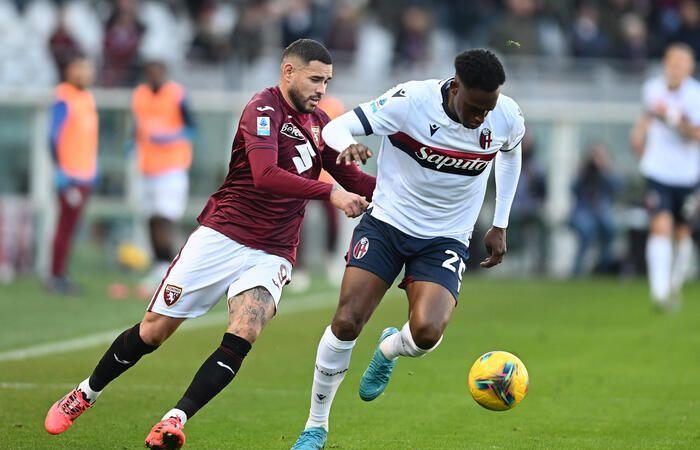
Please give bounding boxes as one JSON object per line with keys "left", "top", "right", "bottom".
{"left": 163, "top": 284, "right": 183, "bottom": 306}
{"left": 479, "top": 128, "right": 493, "bottom": 149}
{"left": 353, "top": 237, "right": 369, "bottom": 260}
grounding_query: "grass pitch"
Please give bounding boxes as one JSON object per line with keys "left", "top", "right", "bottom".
{"left": 0, "top": 270, "right": 698, "bottom": 449}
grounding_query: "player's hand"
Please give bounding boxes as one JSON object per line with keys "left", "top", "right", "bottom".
{"left": 480, "top": 226, "right": 507, "bottom": 269}
{"left": 336, "top": 143, "right": 373, "bottom": 166}
{"left": 330, "top": 188, "right": 369, "bottom": 218}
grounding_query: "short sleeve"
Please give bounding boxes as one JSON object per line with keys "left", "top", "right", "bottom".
{"left": 502, "top": 103, "right": 525, "bottom": 152}
{"left": 353, "top": 84, "right": 411, "bottom": 136}
{"left": 239, "top": 92, "right": 280, "bottom": 154}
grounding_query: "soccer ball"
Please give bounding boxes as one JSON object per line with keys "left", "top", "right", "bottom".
{"left": 468, "top": 351, "right": 528, "bottom": 411}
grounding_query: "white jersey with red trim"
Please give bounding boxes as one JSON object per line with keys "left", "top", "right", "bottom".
{"left": 353, "top": 78, "right": 525, "bottom": 245}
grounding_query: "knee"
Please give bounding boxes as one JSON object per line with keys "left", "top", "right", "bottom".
{"left": 140, "top": 314, "right": 177, "bottom": 346}
{"left": 331, "top": 307, "right": 365, "bottom": 341}
{"left": 410, "top": 322, "right": 444, "bottom": 350}
{"left": 650, "top": 213, "right": 673, "bottom": 235}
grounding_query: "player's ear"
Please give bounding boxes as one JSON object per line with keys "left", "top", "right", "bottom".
{"left": 450, "top": 76, "right": 460, "bottom": 95}
{"left": 281, "top": 61, "right": 296, "bottom": 82}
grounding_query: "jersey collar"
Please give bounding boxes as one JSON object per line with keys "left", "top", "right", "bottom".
{"left": 441, "top": 78, "right": 460, "bottom": 124}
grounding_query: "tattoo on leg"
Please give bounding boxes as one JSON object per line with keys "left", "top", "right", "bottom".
{"left": 228, "top": 287, "right": 275, "bottom": 340}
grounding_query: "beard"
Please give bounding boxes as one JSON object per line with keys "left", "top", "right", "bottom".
{"left": 288, "top": 86, "right": 316, "bottom": 114}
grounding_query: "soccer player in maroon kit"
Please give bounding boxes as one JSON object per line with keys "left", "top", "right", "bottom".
{"left": 44, "top": 39, "right": 375, "bottom": 450}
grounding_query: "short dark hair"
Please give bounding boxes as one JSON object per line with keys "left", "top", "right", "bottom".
{"left": 281, "top": 38, "right": 332, "bottom": 65}
{"left": 454, "top": 49, "right": 505, "bottom": 92}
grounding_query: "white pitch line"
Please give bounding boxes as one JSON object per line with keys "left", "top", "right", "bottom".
{"left": 0, "top": 290, "right": 337, "bottom": 363}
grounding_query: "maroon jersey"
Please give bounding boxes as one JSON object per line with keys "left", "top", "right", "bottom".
{"left": 198, "top": 86, "right": 375, "bottom": 264}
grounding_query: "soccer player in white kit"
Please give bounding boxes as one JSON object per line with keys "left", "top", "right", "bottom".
{"left": 631, "top": 43, "right": 700, "bottom": 311}
{"left": 291, "top": 49, "right": 525, "bottom": 449}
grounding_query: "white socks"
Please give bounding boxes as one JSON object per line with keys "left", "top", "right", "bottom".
{"left": 305, "top": 326, "right": 356, "bottom": 431}
{"left": 379, "top": 322, "right": 442, "bottom": 360}
{"left": 646, "top": 235, "right": 673, "bottom": 303}
{"left": 162, "top": 408, "right": 188, "bottom": 425}
{"left": 78, "top": 378, "right": 101, "bottom": 404}
{"left": 671, "top": 237, "right": 693, "bottom": 294}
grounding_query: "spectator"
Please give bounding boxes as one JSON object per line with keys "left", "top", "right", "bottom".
{"left": 508, "top": 135, "right": 548, "bottom": 274}
{"left": 281, "top": 0, "right": 317, "bottom": 47}
{"left": 325, "top": 2, "right": 361, "bottom": 65}
{"left": 392, "top": 5, "right": 432, "bottom": 70}
{"left": 189, "top": 0, "right": 234, "bottom": 63}
{"left": 49, "top": 10, "right": 82, "bottom": 79}
{"left": 46, "top": 57, "right": 98, "bottom": 295}
{"left": 615, "top": 12, "right": 652, "bottom": 71}
{"left": 489, "top": 0, "right": 545, "bottom": 55}
{"left": 570, "top": 2, "right": 611, "bottom": 58}
{"left": 667, "top": 0, "right": 700, "bottom": 57}
{"left": 570, "top": 144, "right": 622, "bottom": 276}
{"left": 101, "top": 0, "right": 145, "bottom": 86}
{"left": 230, "top": 2, "right": 268, "bottom": 64}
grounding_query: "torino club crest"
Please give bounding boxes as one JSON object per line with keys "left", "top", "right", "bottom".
{"left": 163, "top": 284, "right": 183, "bottom": 306}
{"left": 353, "top": 237, "right": 369, "bottom": 259}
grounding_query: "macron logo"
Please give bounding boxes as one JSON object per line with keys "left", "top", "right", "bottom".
{"left": 256, "top": 106, "right": 275, "bottom": 112}
{"left": 316, "top": 393, "right": 327, "bottom": 401}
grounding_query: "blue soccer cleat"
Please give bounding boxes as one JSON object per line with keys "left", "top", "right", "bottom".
{"left": 359, "top": 327, "right": 399, "bottom": 401}
{"left": 291, "top": 426, "right": 327, "bottom": 450}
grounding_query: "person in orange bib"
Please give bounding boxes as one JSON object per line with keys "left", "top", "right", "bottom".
{"left": 131, "top": 61, "right": 195, "bottom": 291}
{"left": 47, "top": 56, "right": 98, "bottom": 295}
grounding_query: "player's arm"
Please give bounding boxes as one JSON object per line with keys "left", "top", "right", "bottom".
{"left": 481, "top": 143, "right": 522, "bottom": 269}
{"left": 482, "top": 103, "right": 525, "bottom": 269}
{"left": 49, "top": 100, "right": 68, "bottom": 164}
{"left": 241, "top": 99, "right": 367, "bottom": 217}
{"left": 320, "top": 146, "right": 376, "bottom": 201}
{"left": 322, "top": 111, "right": 374, "bottom": 165}
{"left": 630, "top": 113, "right": 651, "bottom": 156}
{"left": 324, "top": 85, "right": 411, "bottom": 165}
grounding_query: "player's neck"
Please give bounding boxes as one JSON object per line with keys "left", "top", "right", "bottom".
{"left": 278, "top": 85, "right": 305, "bottom": 116}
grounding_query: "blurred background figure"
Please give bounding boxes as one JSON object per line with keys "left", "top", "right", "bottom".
{"left": 570, "top": 144, "right": 622, "bottom": 277}
{"left": 101, "top": 0, "right": 145, "bottom": 86}
{"left": 508, "top": 134, "right": 548, "bottom": 274}
{"left": 131, "top": 61, "right": 195, "bottom": 296}
{"left": 46, "top": 56, "right": 98, "bottom": 295}
{"left": 631, "top": 43, "right": 700, "bottom": 310}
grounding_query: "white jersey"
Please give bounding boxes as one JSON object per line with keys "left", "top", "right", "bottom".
{"left": 353, "top": 78, "right": 525, "bottom": 245}
{"left": 641, "top": 76, "right": 700, "bottom": 187}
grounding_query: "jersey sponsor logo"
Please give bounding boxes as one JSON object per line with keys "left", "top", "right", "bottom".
{"left": 430, "top": 123, "right": 440, "bottom": 136}
{"left": 369, "top": 97, "right": 388, "bottom": 113}
{"left": 163, "top": 284, "right": 183, "bottom": 306}
{"left": 256, "top": 117, "right": 270, "bottom": 136}
{"left": 389, "top": 132, "right": 496, "bottom": 176}
{"left": 256, "top": 105, "right": 275, "bottom": 112}
{"left": 311, "top": 125, "right": 321, "bottom": 146}
{"left": 353, "top": 236, "right": 369, "bottom": 259}
{"left": 479, "top": 128, "right": 493, "bottom": 149}
{"left": 280, "top": 122, "right": 306, "bottom": 141}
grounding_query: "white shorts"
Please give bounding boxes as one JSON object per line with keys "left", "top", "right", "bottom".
{"left": 147, "top": 226, "right": 293, "bottom": 319}
{"left": 140, "top": 170, "right": 189, "bottom": 221}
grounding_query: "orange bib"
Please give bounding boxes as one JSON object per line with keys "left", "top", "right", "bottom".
{"left": 132, "top": 82, "right": 192, "bottom": 175}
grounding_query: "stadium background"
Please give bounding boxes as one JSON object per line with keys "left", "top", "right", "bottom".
{"left": 0, "top": 0, "right": 698, "bottom": 449}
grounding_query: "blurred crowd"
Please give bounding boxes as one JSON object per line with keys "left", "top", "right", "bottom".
{"left": 3, "top": 0, "right": 700, "bottom": 88}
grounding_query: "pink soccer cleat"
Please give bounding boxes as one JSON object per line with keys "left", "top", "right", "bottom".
{"left": 144, "top": 416, "right": 186, "bottom": 449}
{"left": 44, "top": 387, "right": 93, "bottom": 435}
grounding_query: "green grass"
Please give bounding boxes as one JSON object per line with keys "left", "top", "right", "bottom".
{"left": 1, "top": 271, "right": 699, "bottom": 449}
